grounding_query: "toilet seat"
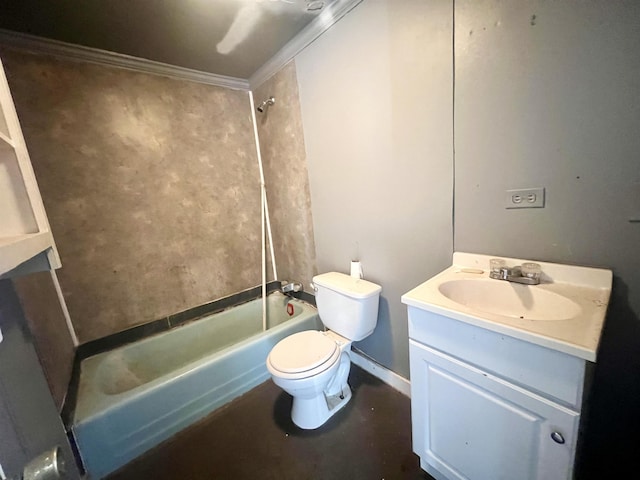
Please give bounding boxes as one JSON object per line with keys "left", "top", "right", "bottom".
{"left": 267, "top": 331, "right": 341, "bottom": 380}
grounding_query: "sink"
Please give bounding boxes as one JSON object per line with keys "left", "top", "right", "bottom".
{"left": 438, "top": 278, "right": 581, "bottom": 321}
{"left": 401, "top": 252, "right": 612, "bottom": 361}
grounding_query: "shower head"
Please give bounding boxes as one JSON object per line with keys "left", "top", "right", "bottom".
{"left": 257, "top": 96, "right": 275, "bottom": 113}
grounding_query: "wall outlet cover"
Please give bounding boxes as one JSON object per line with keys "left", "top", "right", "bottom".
{"left": 506, "top": 187, "right": 545, "bottom": 209}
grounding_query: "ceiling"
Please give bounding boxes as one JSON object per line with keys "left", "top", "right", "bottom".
{"left": 0, "top": 0, "right": 346, "bottom": 82}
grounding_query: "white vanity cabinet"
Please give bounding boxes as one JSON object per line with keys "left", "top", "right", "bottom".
{"left": 401, "top": 253, "right": 612, "bottom": 480}
{"left": 407, "top": 307, "right": 586, "bottom": 480}
{"left": 0, "top": 57, "right": 60, "bottom": 277}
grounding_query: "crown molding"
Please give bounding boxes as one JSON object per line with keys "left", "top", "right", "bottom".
{"left": 0, "top": 0, "right": 363, "bottom": 92}
{"left": 0, "top": 29, "right": 250, "bottom": 91}
{"left": 249, "top": 0, "right": 363, "bottom": 89}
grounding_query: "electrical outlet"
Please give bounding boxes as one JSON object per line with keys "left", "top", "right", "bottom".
{"left": 506, "top": 187, "right": 545, "bottom": 209}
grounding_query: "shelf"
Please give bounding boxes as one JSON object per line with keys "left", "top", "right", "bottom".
{"left": 0, "top": 232, "right": 55, "bottom": 275}
{"left": 0, "top": 129, "right": 12, "bottom": 147}
{"left": 0, "top": 102, "right": 9, "bottom": 141}
{"left": 0, "top": 57, "right": 61, "bottom": 277}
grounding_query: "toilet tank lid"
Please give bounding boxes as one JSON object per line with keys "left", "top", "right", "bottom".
{"left": 313, "top": 272, "right": 382, "bottom": 299}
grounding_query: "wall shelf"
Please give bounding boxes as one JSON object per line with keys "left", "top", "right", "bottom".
{"left": 0, "top": 232, "right": 55, "bottom": 274}
{"left": 0, "top": 130, "right": 13, "bottom": 147}
{"left": 0, "top": 57, "right": 60, "bottom": 277}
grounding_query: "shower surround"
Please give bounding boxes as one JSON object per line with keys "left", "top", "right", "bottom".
{"left": 0, "top": 48, "right": 315, "bottom": 345}
{"left": 254, "top": 61, "right": 317, "bottom": 290}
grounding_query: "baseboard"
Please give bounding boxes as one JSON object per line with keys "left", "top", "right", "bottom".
{"left": 350, "top": 348, "right": 411, "bottom": 398}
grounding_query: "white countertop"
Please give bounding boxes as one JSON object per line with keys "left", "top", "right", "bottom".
{"left": 402, "top": 252, "right": 612, "bottom": 362}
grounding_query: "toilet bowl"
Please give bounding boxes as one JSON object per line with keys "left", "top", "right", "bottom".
{"left": 266, "top": 272, "right": 382, "bottom": 429}
{"left": 267, "top": 330, "right": 352, "bottom": 429}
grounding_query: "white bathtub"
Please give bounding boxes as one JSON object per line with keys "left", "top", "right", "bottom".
{"left": 72, "top": 292, "right": 320, "bottom": 479}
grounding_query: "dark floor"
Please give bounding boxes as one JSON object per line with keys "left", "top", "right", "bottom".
{"left": 106, "top": 365, "right": 432, "bottom": 480}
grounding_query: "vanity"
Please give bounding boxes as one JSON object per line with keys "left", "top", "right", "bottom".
{"left": 402, "top": 252, "right": 612, "bottom": 480}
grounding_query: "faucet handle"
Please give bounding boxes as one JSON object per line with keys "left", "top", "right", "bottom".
{"left": 521, "top": 262, "right": 542, "bottom": 279}
{"left": 490, "top": 258, "right": 506, "bottom": 278}
{"left": 281, "top": 281, "right": 303, "bottom": 293}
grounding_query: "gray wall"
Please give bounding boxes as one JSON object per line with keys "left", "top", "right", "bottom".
{"left": 295, "top": 0, "right": 639, "bottom": 471}
{"left": 296, "top": 0, "right": 454, "bottom": 378}
{"left": 12, "top": 271, "right": 75, "bottom": 410}
{"left": 454, "top": 0, "right": 640, "bottom": 475}
{"left": 254, "top": 61, "right": 317, "bottom": 290}
{"left": 455, "top": 0, "right": 640, "bottom": 293}
{"left": 2, "top": 49, "right": 263, "bottom": 343}
{"left": 0, "top": 280, "right": 80, "bottom": 479}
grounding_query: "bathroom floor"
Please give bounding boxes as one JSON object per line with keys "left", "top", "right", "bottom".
{"left": 106, "top": 364, "right": 432, "bottom": 480}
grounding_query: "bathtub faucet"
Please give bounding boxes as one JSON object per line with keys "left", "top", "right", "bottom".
{"left": 281, "top": 281, "right": 303, "bottom": 294}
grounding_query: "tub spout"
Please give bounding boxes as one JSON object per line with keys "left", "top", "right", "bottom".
{"left": 281, "top": 281, "right": 303, "bottom": 294}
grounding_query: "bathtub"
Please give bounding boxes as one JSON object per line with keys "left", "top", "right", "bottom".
{"left": 72, "top": 292, "right": 321, "bottom": 479}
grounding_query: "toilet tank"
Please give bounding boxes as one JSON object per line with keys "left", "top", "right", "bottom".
{"left": 312, "top": 272, "right": 382, "bottom": 341}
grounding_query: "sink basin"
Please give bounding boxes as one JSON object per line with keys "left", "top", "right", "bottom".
{"left": 401, "top": 252, "right": 613, "bottom": 361}
{"left": 438, "top": 279, "right": 582, "bottom": 321}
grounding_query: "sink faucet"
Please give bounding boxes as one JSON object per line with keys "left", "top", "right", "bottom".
{"left": 281, "top": 281, "right": 303, "bottom": 294}
{"left": 489, "top": 260, "right": 542, "bottom": 285}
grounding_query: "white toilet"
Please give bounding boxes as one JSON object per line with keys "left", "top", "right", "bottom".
{"left": 266, "top": 272, "right": 382, "bottom": 429}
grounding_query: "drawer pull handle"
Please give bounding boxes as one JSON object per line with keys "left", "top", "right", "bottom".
{"left": 551, "top": 431, "right": 565, "bottom": 444}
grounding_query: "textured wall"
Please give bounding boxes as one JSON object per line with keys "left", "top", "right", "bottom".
{"left": 295, "top": 0, "right": 454, "bottom": 378}
{"left": 254, "top": 61, "right": 317, "bottom": 291}
{"left": 1, "top": 49, "right": 262, "bottom": 343}
{"left": 12, "top": 271, "right": 74, "bottom": 411}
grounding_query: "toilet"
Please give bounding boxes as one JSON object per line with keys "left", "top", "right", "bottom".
{"left": 266, "top": 272, "right": 382, "bottom": 429}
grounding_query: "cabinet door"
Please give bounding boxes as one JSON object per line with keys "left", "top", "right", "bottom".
{"left": 410, "top": 340, "right": 579, "bottom": 480}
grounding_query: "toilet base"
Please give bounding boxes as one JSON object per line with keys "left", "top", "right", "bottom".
{"left": 291, "top": 383, "right": 353, "bottom": 430}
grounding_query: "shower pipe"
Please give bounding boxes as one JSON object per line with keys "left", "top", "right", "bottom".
{"left": 248, "top": 91, "right": 278, "bottom": 332}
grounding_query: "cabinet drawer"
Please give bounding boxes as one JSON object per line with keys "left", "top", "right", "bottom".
{"left": 408, "top": 306, "right": 586, "bottom": 409}
{"left": 410, "top": 340, "right": 580, "bottom": 480}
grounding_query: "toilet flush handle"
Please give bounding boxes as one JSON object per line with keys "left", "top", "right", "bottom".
{"left": 309, "top": 282, "right": 318, "bottom": 293}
